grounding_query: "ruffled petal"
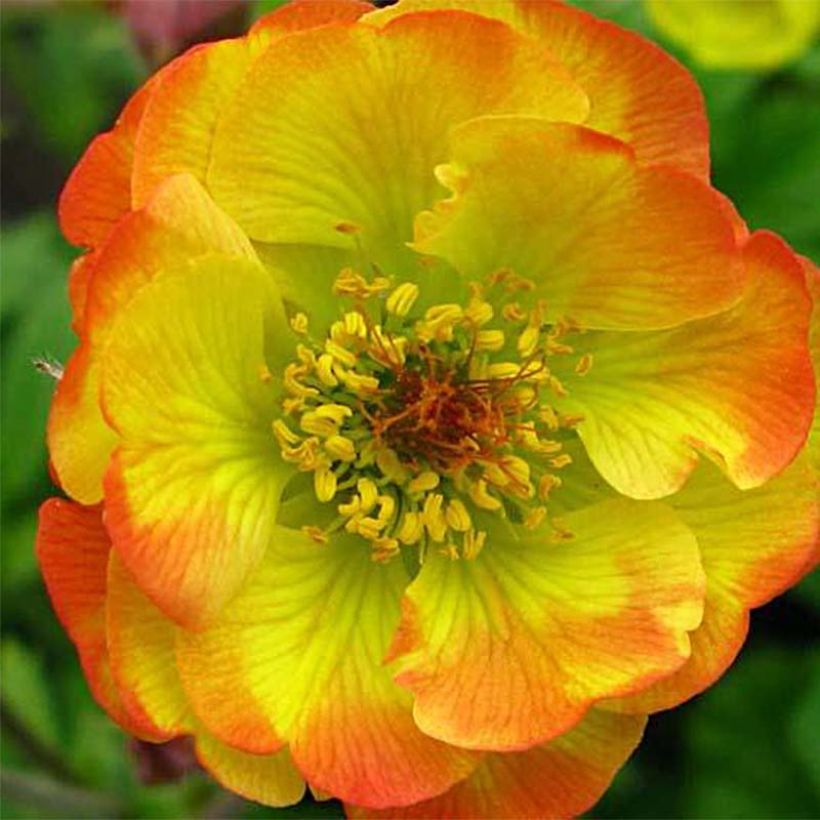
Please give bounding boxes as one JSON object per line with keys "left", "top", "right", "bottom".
{"left": 559, "top": 231, "right": 815, "bottom": 498}
{"left": 207, "top": 10, "right": 588, "bottom": 259}
{"left": 415, "top": 117, "right": 743, "bottom": 331}
{"left": 48, "top": 173, "right": 258, "bottom": 506}
{"left": 101, "top": 256, "right": 291, "bottom": 627}
{"left": 58, "top": 73, "right": 158, "bottom": 249}
{"left": 177, "top": 528, "right": 479, "bottom": 809}
{"left": 367, "top": 0, "right": 710, "bottom": 178}
{"left": 347, "top": 709, "right": 645, "bottom": 820}
{"left": 389, "top": 499, "right": 704, "bottom": 751}
{"left": 35, "top": 499, "right": 160, "bottom": 738}
{"left": 106, "top": 552, "right": 192, "bottom": 739}
{"left": 194, "top": 730, "right": 305, "bottom": 808}
{"left": 610, "top": 454, "right": 818, "bottom": 713}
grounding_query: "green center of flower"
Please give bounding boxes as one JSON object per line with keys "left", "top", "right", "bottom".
{"left": 273, "top": 268, "right": 591, "bottom": 562}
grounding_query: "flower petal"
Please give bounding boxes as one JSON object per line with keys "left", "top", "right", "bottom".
{"left": 101, "top": 256, "right": 291, "bottom": 628}
{"left": 35, "top": 499, "right": 160, "bottom": 738}
{"left": 415, "top": 117, "right": 743, "bottom": 331}
{"left": 367, "top": 0, "right": 710, "bottom": 178}
{"left": 177, "top": 527, "right": 480, "bottom": 808}
{"left": 611, "top": 454, "right": 819, "bottom": 713}
{"left": 58, "top": 73, "right": 158, "bottom": 249}
{"left": 347, "top": 709, "right": 645, "bottom": 820}
{"left": 207, "top": 11, "right": 588, "bottom": 259}
{"left": 48, "top": 173, "right": 258, "bottom": 506}
{"left": 194, "top": 730, "right": 305, "bottom": 808}
{"left": 389, "top": 499, "right": 704, "bottom": 751}
{"left": 559, "top": 230, "right": 815, "bottom": 498}
{"left": 106, "top": 551, "right": 192, "bottom": 739}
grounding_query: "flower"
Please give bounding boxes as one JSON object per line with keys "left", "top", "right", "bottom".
{"left": 38, "top": 1, "right": 818, "bottom": 816}
{"left": 646, "top": 0, "right": 820, "bottom": 70}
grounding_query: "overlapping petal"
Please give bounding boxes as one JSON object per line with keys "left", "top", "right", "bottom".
{"left": 35, "top": 499, "right": 160, "bottom": 738}
{"left": 347, "top": 709, "right": 646, "bottom": 820}
{"left": 177, "top": 527, "right": 480, "bottom": 808}
{"left": 195, "top": 731, "right": 305, "bottom": 808}
{"left": 388, "top": 499, "right": 704, "bottom": 751}
{"left": 106, "top": 552, "right": 193, "bottom": 738}
{"left": 48, "top": 174, "right": 258, "bottom": 506}
{"left": 559, "top": 231, "right": 815, "bottom": 498}
{"left": 101, "top": 256, "right": 291, "bottom": 627}
{"left": 207, "top": 11, "right": 588, "bottom": 259}
{"left": 415, "top": 117, "right": 743, "bottom": 331}
{"left": 611, "top": 454, "right": 818, "bottom": 713}
{"left": 367, "top": 0, "right": 710, "bottom": 178}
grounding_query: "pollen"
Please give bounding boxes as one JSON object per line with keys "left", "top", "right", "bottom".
{"left": 272, "top": 268, "right": 585, "bottom": 561}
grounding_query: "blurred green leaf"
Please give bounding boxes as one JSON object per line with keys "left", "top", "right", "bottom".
{"left": 683, "top": 648, "right": 820, "bottom": 818}
{"left": 1, "top": 4, "right": 144, "bottom": 160}
{"left": 1, "top": 215, "right": 75, "bottom": 506}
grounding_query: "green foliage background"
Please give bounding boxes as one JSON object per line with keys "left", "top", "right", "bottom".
{"left": 1, "top": 2, "right": 818, "bottom": 817}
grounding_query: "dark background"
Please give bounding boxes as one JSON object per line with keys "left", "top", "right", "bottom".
{"left": 2, "top": 1, "right": 818, "bottom": 817}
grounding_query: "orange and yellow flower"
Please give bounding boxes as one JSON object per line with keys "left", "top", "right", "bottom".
{"left": 38, "top": 1, "right": 818, "bottom": 816}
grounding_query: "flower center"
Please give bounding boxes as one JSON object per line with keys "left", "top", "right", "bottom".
{"left": 273, "top": 268, "right": 591, "bottom": 563}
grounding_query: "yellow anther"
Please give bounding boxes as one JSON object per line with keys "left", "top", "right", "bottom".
{"left": 344, "top": 311, "right": 368, "bottom": 338}
{"left": 397, "top": 511, "right": 424, "bottom": 545}
{"left": 464, "top": 297, "right": 493, "bottom": 326}
{"left": 548, "top": 375, "right": 568, "bottom": 398}
{"left": 300, "top": 411, "right": 338, "bottom": 438}
{"left": 538, "top": 405, "right": 560, "bottom": 430}
{"left": 550, "top": 453, "right": 573, "bottom": 470}
{"left": 509, "top": 384, "right": 537, "bottom": 408}
{"left": 301, "top": 525, "right": 328, "bottom": 544}
{"left": 575, "top": 353, "right": 593, "bottom": 376}
{"left": 316, "top": 354, "right": 339, "bottom": 387}
{"left": 386, "top": 282, "right": 420, "bottom": 317}
{"left": 284, "top": 363, "right": 319, "bottom": 398}
{"left": 524, "top": 506, "right": 548, "bottom": 530}
{"left": 517, "top": 325, "right": 541, "bottom": 358}
{"left": 422, "top": 494, "right": 448, "bottom": 542}
{"left": 371, "top": 536, "right": 400, "bottom": 563}
{"left": 487, "top": 362, "right": 521, "bottom": 380}
{"left": 418, "top": 304, "right": 464, "bottom": 342}
{"left": 483, "top": 463, "right": 510, "bottom": 487}
{"left": 357, "top": 478, "right": 378, "bottom": 514}
{"left": 445, "top": 499, "right": 472, "bottom": 532}
{"left": 407, "top": 470, "right": 440, "bottom": 495}
{"left": 333, "top": 267, "right": 367, "bottom": 295}
{"left": 314, "top": 466, "right": 337, "bottom": 502}
{"left": 546, "top": 337, "right": 574, "bottom": 356}
{"left": 325, "top": 340, "right": 357, "bottom": 368}
{"left": 538, "top": 473, "right": 562, "bottom": 501}
{"left": 339, "top": 370, "right": 380, "bottom": 395}
{"left": 376, "top": 494, "right": 396, "bottom": 522}
{"left": 462, "top": 529, "right": 486, "bottom": 560}
{"left": 258, "top": 363, "right": 273, "bottom": 383}
{"left": 290, "top": 312, "right": 309, "bottom": 334}
{"left": 502, "top": 302, "right": 527, "bottom": 323}
{"left": 325, "top": 435, "right": 357, "bottom": 462}
{"left": 559, "top": 413, "right": 585, "bottom": 429}
{"left": 474, "top": 329, "right": 505, "bottom": 352}
{"left": 282, "top": 397, "right": 305, "bottom": 415}
{"left": 376, "top": 448, "right": 409, "bottom": 484}
{"left": 501, "top": 455, "right": 531, "bottom": 488}
{"left": 272, "top": 419, "right": 301, "bottom": 447}
{"left": 315, "top": 404, "right": 353, "bottom": 424}
{"left": 469, "top": 479, "right": 502, "bottom": 511}
{"left": 370, "top": 326, "right": 407, "bottom": 366}
{"left": 355, "top": 516, "right": 387, "bottom": 540}
{"left": 338, "top": 496, "right": 361, "bottom": 517}
{"left": 296, "top": 343, "right": 316, "bottom": 367}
